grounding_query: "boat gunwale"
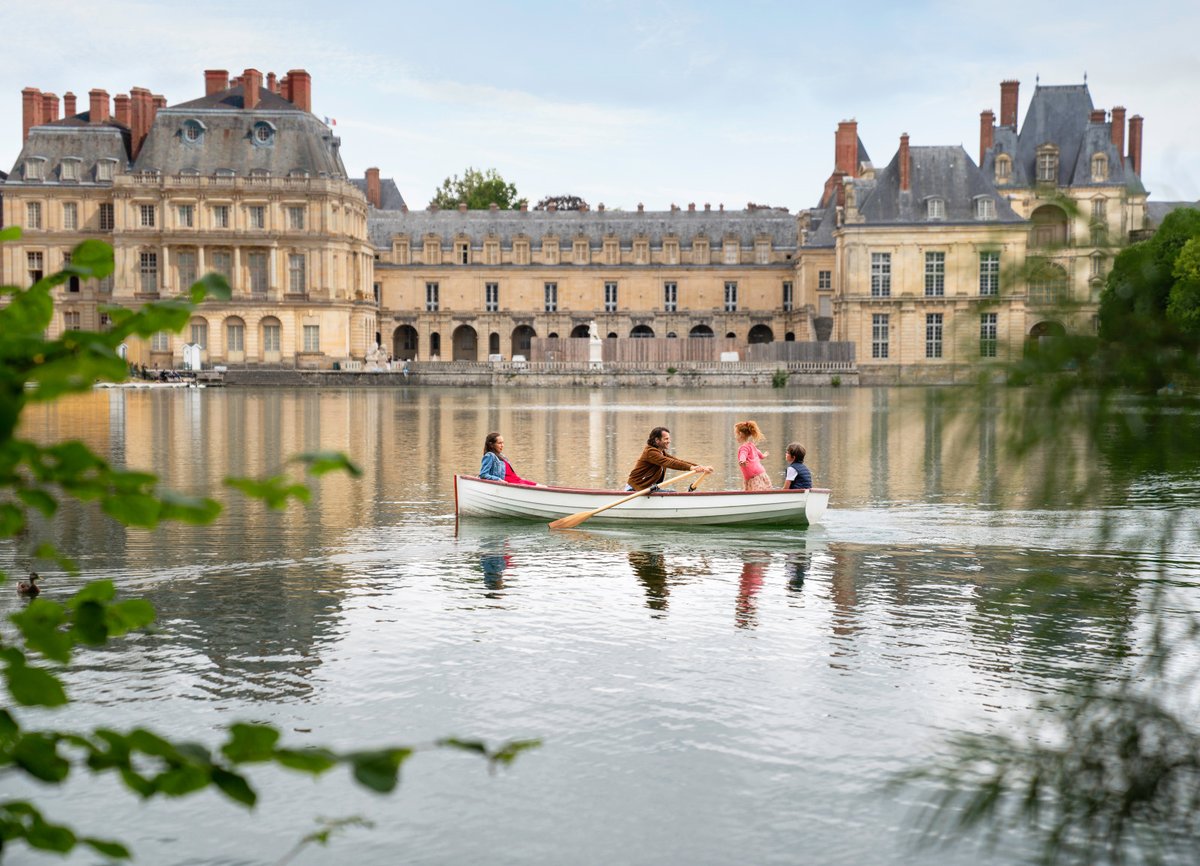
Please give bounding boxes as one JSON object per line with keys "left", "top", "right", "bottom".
{"left": 455, "top": 474, "right": 831, "bottom": 498}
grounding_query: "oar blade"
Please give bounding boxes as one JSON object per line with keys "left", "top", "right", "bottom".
{"left": 549, "top": 511, "right": 594, "bottom": 530}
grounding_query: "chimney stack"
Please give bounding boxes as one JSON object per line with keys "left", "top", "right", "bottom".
{"left": 41, "top": 92, "right": 60, "bottom": 123}
{"left": 1111, "top": 106, "right": 1126, "bottom": 165}
{"left": 114, "top": 93, "right": 131, "bottom": 127}
{"left": 458, "top": 201, "right": 468, "bottom": 212}
{"left": 205, "top": 69, "right": 229, "bottom": 97}
{"left": 63, "top": 92, "right": 77, "bottom": 117}
{"left": 242, "top": 68, "right": 262, "bottom": 110}
{"left": 1000, "top": 80, "right": 1020, "bottom": 129}
{"left": 835, "top": 120, "right": 859, "bottom": 177}
{"left": 979, "top": 109, "right": 995, "bottom": 164}
{"left": 637, "top": 203, "right": 644, "bottom": 213}
{"left": 89, "top": 89, "right": 110, "bottom": 124}
{"left": 899, "top": 133, "right": 911, "bottom": 192}
{"left": 267, "top": 72, "right": 278, "bottom": 93}
{"left": 153, "top": 94, "right": 166, "bottom": 110}
{"left": 22, "top": 87, "right": 43, "bottom": 140}
{"left": 129, "top": 87, "right": 155, "bottom": 159}
{"left": 1090, "top": 109, "right": 1106, "bottom": 123}
{"left": 365, "top": 167, "right": 381, "bottom": 208}
{"left": 287, "top": 69, "right": 311, "bottom": 112}
{"left": 1128, "top": 115, "right": 1143, "bottom": 176}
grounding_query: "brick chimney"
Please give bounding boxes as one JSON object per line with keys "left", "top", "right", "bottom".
{"left": 287, "top": 69, "right": 311, "bottom": 112}
{"left": 1000, "top": 80, "right": 1020, "bottom": 129}
{"left": 365, "top": 167, "right": 381, "bottom": 208}
{"left": 22, "top": 87, "right": 43, "bottom": 140}
{"left": 205, "top": 69, "right": 229, "bottom": 97}
{"left": 41, "top": 92, "right": 59, "bottom": 123}
{"left": 63, "top": 92, "right": 76, "bottom": 117}
{"left": 1089, "top": 109, "right": 1106, "bottom": 123}
{"left": 114, "top": 93, "right": 131, "bottom": 127}
{"left": 129, "top": 87, "right": 154, "bottom": 159}
{"left": 899, "top": 133, "right": 911, "bottom": 192}
{"left": 979, "top": 109, "right": 995, "bottom": 164}
{"left": 243, "top": 68, "right": 262, "bottom": 110}
{"left": 1128, "top": 115, "right": 1143, "bottom": 176}
{"left": 153, "top": 94, "right": 166, "bottom": 110}
{"left": 279, "top": 74, "right": 290, "bottom": 102}
{"left": 835, "top": 120, "right": 859, "bottom": 176}
{"left": 267, "top": 72, "right": 278, "bottom": 93}
{"left": 637, "top": 203, "right": 644, "bottom": 213}
{"left": 89, "top": 89, "right": 110, "bottom": 123}
{"left": 1110, "top": 106, "right": 1126, "bottom": 165}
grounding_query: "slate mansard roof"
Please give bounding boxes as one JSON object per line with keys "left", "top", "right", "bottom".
{"left": 7, "top": 123, "right": 130, "bottom": 183}
{"left": 368, "top": 209, "right": 800, "bottom": 252}
{"left": 853, "top": 145, "right": 1024, "bottom": 225}
{"left": 349, "top": 177, "right": 407, "bottom": 210}
{"left": 981, "top": 83, "right": 1146, "bottom": 193}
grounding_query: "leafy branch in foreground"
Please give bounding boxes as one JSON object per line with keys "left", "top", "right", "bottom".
{"left": 0, "top": 235, "right": 537, "bottom": 861}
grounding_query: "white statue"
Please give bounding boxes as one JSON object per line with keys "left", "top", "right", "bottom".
{"left": 587, "top": 320, "right": 603, "bottom": 369}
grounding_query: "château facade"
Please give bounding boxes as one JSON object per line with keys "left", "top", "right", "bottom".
{"left": 1, "top": 72, "right": 1154, "bottom": 382}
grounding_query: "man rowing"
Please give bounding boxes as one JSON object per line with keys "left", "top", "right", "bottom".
{"left": 626, "top": 426, "right": 714, "bottom": 491}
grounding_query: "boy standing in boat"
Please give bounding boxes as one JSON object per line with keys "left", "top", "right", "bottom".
{"left": 626, "top": 427, "right": 713, "bottom": 490}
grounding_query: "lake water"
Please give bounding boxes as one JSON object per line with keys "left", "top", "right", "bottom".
{"left": 3, "top": 385, "right": 1198, "bottom": 865}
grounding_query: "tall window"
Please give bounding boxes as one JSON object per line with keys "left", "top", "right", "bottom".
{"left": 925, "top": 313, "right": 943, "bottom": 359}
{"left": 457, "top": 242, "right": 469, "bottom": 265}
{"left": 96, "top": 160, "right": 114, "bottom": 182}
{"left": 976, "top": 198, "right": 996, "bottom": 220}
{"left": 1091, "top": 153, "right": 1108, "bottom": 182}
{"left": 63, "top": 311, "right": 81, "bottom": 331}
{"left": 426, "top": 282, "right": 439, "bottom": 311}
{"left": 288, "top": 206, "right": 305, "bottom": 229}
{"left": 664, "top": 281, "right": 677, "bottom": 312}
{"left": 190, "top": 321, "right": 208, "bottom": 348}
{"left": 99, "top": 203, "right": 114, "bottom": 231}
{"left": 212, "top": 205, "right": 230, "bottom": 229}
{"left": 60, "top": 159, "right": 79, "bottom": 181}
{"left": 925, "top": 252, "right": 945, "bottom": 296}
{"left": 178, "top": 204, "right": 194, "bottom": 228}
{"left": 818, "top": 270, "right": 831, "bottom": 291}
{"left": 303, "top": 325, "right": 320, "bottom": 353}
{"left": 544, "top": 282, "right": 558, "bottom": 312}
{"left": 211, "top": 250, "right": 232, "bottom": 282}
{"left": 63, "top": 202, "right": 78, "bottom": 230}
{"left": 782, "top": 281, "right": 794, "bottom": 312}
{"left": 724, "top": 281, "right": 738, "bottom": 312}
{"left": 485, "top": 282, "right": 499, "bottom": 312}
{"left": 1091, "top": 252, "right": 1107, "bottom": 279}
{"left": 995, "top": 155, "right": 1012, "bottom": 182}
{"left": 151, "top": 332, "right": 170, "bottom": 352}
{"left": 979, "top": 252, "right": 1000, "bottom": 296}
{"left": 723, "top": 243, "right": 739, "bottom": 265}
{"left": 1092, "top": 198, "right": 1107, "bottom": 221}
{"left": 27, "top": 252, "right": 44, "bottom": 285}
{"left": 262, "top": 323, "right": 280, "bottom": 353}
{"left": 248, "top": 206, "right": 265, "bottom": 229}
{"left": 63, "top": 252, "right": 79, "bottom": 292}
{"left": 927, "top": 198, "right": 945, "bottom": 220}
{"left": 26, "top": 202, "right": 42, "bottom": 229}
{"left": 871, "top": 252, "right": 891, "bottom": 297}
{"left": 755, "top": 241, "right": 770, "bottom": 264}
{"left": 980, "top": 313, "right": 998, "bottom": 358}
{"left": 177, "top": 250, "right": 197, "bottom": 288}
{"left": 1036, "top": 149, "right": 1059, "bottom": 183}
{"left": 227, "top": 321, "right": 244, "bottom": 352}
{"left": 139, "top": 251, "right": 158, "bottom": 293}
{"left": 139, "top": 204, "right": 156, "bottom": 227}
{"left": 288, "top": 254, "right": 306, "bottom": 294}
{"left": 248, "top": 251, "right": 267, "bottom": 295}
{"left": 604, "top": 281, "right": 618, "bottom": 312}
{"left": 871, "top": 314, "right": 889, "bottom": 359}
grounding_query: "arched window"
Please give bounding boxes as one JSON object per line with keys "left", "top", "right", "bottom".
{"left": 725, "top": 332, "right": 736, "bottom": 339}
{"left": 630, "top": 324, "right": 655, "bottom": 339}
{"left": 452, "top": 324, "right": 478, "bottom": 362}
{"left": 430, "top": 332, "right": 441, "bottom": 358}
{"left": 1029, "top": 262, "right": 1068, "bottom": 305}
{"left": 748, "top": 324, "right": 774, "bottom": 344}
{"left": 261, "top": 316, "right": 282, "bottom": 362}
{"left": 511, "top": 325, "right": 535, "bottom": 357}
{"left": 393, "top": 325, "right": 418, "bottom": 360}
{"left": 689, "top": 325, "right": 714, "bottom": 339}
{"left": 570, "top": 324, "right": 590, "bottom": 338}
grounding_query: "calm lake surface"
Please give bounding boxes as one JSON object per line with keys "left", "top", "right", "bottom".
{"left": 4, "top": 385, "right": 1199, "bottom": 865}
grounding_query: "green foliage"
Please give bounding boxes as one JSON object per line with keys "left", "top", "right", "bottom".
{"left": 429, "top": 167, "right": 526, "bottom": 210}
{"left": 534, "top": 194, "right": 588, "bottom": 211}
{"left": 0, "top": 240, "right": 536, "bottom": 862}
{"left": 771, "top": 369, "right": 789, "bottom": 389}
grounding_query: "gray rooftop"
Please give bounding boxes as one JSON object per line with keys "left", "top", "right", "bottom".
{"left": 7, "top": 124, "right": 131, "bottom": 182}
{"left": 350, "top": 177, "right": 407, "bottom": 210}
{"left": 368, "top": 208, "right": 799, "bottom": 250}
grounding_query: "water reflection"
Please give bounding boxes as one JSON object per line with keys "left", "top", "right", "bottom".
{"left": 627, "top": 550, "right": 668, "bottom": 615}
{"left": 735, "top": 555, "right": 768, "bottom": 628}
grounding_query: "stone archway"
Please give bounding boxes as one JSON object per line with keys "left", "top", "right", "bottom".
{"left": 570, "top": 324, "right": 591, "bottom": 338}
{"left": 748, "top": 324, "right": 774, "bottom": 344}
{"left": 452, "top": 324, "right": 478, "bottom": 362}
{"left": 393, "top": 325, "right": 418, "bottom": 361}
{"left": 1030, "top": 204, "right": 1068, "bottom": 249}
{"left": 689, "top": 324, "right": 714, "bottom": 338}
{"left": 511, "top": 325, "right": 536, "bottom": 358}
{"left": 630, "top": 324, "right": 655, "bottom": 338}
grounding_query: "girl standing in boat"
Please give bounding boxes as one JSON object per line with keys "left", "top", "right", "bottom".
{"left": 735, "top": 421, "right": 772, "bottom": 491}
{"left": 479, "top": 432, "right": 537, "bottom": 486}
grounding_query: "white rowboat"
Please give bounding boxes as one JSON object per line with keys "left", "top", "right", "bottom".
{"left": 454, "top": 475, "right": 830, "bottom": 527}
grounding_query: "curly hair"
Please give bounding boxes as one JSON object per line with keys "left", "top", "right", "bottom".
{"left": 734, "top": 420, "right": 764, "bottom": 442}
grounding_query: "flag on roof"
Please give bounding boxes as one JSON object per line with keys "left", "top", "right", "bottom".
{"left": 323, "top": 116, "right": 336, "bottom": 126}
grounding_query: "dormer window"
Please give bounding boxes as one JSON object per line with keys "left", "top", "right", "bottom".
{"left": 1036, "top": 145, "right": 1059, "bottom": 184}
{"left": 60, "top": 158, "right": 81, "bottom": 182}
{"left": 251, "top": 121, "right": 276, "bottom": 146}
{"left": 1091, "top": 153, "right": 1108, "bottom": 182}
{"left": 975, "top": 196, "right": 996, "bottom": 220}
{"left": 96, "top": 159, "right": 116, "bottom": 182}
{"left": 926, "top": 197, "right": 945, "bottom": 220}
{"left": 182, "top": 120, "right": 205, "bottom": 144}
{"left": 24, "top": 157, "right": 46, "bottom": 181}
{"left": 994, "top": 154, "right": 1012, "bottom": 184}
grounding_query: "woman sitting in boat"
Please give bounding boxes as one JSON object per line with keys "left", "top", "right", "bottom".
{"left": 626, "top": 427, "right": 713, "bottom": 491}
{"left": 479, "top": 432, "right": 537, "bottom": 486}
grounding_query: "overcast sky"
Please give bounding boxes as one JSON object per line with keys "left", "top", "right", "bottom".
{"left": 3, "top": 0, "right": 1198, "bottom": 210}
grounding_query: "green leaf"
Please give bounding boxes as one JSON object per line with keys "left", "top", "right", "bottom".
{"left": 222, "top": 723, "right": 281, "bottom": 763}
{"left": 11, "top": 598, "right": 73, "bottom": 663}
{"left": 13, "top": 733, "right": 71, "bottom": 782}
{"left": 189, "top": 272, "right": 232, "bottom": 303}
{"left": 158, "top": 491, "right": 223, "bottom": 524}
{"left": 0, "top": 225, "right": 21, "bottom": 241}
{"left": 70, "top": 600, "right": 109, "bottom": 645}
{"left": 211, "top": 767, "right": 258, "bottom": 807}
{"left": 437, "top": 737, "right": 488, "bottom": 755}
{"left": 274, "top": 748, "right": 337, "bottom": 775}
{"left": 16, "top": 488, "right": 58, "bottom": 517}
{"left": 68, "top": 240, "right": 115, "bottom": 279}
{"left": 4, "top": 659, "right": 68, "bottom": 707}
{"left": 105, "top": 598, "right": 156, "bottom": 636}
{"left": 225, "top": 476, "right": 311, "bottom": 509}
{"left": 489, "top": 738, "right": 542, "bottom": 767}
{"left": 33, "top": 542, "right": 78, "bottom": 575}
{"left": 151, "top": 765, "right": 210, "bottom": 797}
{"left": 101, "top": 492, "right": 163, "bottom": 527}
{"left": 0, "top": 502, "right": 26, "bottom": 537}
{"left": 70, "top": 580, "right": 116, "bottom": 606}
{"left": 82, "top": 837, "right": 132, "bottom": 859}
{"left": 348, "top": 748, "right": 411, "bottom": 793}
{"left": 25, "top": 813, "right": 77, "bottom": 852}
{"left": 294, "top": 451, "right": 363, "bottom": 478}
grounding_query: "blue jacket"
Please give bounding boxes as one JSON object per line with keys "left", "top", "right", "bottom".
{"left": 785, "top": 461, "right": 813, "bottom": 490}
{"left": 479, "top": 451, "right": 505, "bottom": 481}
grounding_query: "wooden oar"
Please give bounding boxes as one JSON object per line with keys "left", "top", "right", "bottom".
{"left": 549, "top": 468, "right": 704, "bottom": 530}
{"left": 687, "top": 471, "right": 709, "bottom": 492}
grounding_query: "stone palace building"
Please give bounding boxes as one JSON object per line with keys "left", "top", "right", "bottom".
{"left": 1, "top": 69, "right": 1152, "bottom": 382}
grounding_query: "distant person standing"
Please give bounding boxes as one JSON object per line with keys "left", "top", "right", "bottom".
{"left": 734, "top": 420, "right": 771, "bottom": 491}
{"left": 626, "top": 427, "right": 713, "bottom": 491}
{"left": 783, "top": 442, "right": 813, "bottom": 490}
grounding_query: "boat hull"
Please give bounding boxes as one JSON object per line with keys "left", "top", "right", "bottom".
{"left": 454, "top": 475, "right": 829, "bottom": 527}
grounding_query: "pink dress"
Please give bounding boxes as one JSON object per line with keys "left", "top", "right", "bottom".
{"left": 504, "top": 460, "right": 536, "bottom": 487}
{"left": 738, "top": 442, "right": 771, "bottom": 490}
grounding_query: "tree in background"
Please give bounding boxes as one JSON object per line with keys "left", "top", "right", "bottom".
{"left": 429, "top": 167, "right": 525, "bottom": 210}
{"left": 534, "top": 195, "right": 589, "bottom": 212}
